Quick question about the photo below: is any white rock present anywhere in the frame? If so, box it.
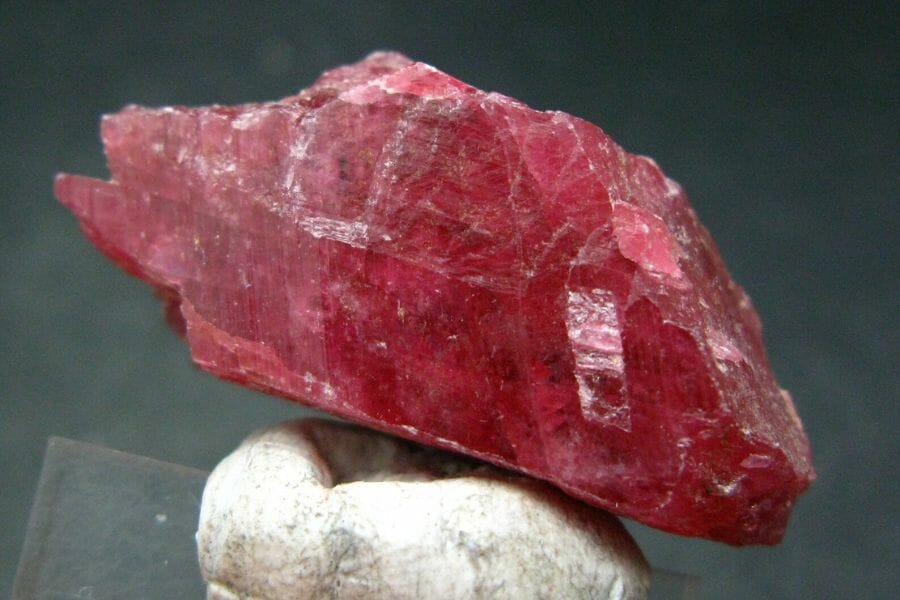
[197,419,650,599]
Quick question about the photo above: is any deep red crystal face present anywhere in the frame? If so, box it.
[55,52,814,545]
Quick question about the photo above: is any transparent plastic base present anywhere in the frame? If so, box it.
[13,437,209,599]
[14,437,699,599]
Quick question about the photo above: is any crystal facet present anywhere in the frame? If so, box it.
[55,52,814,545]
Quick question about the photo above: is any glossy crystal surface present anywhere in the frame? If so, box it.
[55,52,814,544]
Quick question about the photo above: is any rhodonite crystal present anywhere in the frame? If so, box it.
[55,51,814,545]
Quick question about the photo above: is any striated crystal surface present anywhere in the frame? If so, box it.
[55,52,814,545]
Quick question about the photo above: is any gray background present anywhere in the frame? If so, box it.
[2,2,896,598]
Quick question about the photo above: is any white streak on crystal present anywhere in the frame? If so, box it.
[567,289,624,372]
[741,454,774,469]
[566,289,629,429]
[706,327,745,364]
[664,177,683,198]
[715,478,743,496]
[233,110,265,131]
[302,371,337,400]
[297,216,369,249]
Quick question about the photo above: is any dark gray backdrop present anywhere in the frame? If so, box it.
[2,2,897,598]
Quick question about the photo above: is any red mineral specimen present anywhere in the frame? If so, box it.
[55,52,814,544]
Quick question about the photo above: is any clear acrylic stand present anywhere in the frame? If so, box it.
[14,437,699,599]
[13,437,209,599]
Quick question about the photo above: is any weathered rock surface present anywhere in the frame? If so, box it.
[197,419,650,600]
